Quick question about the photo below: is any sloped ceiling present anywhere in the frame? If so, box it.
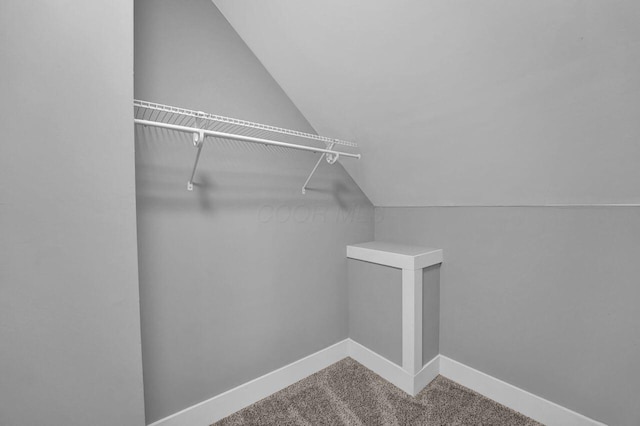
[214,0,640,206]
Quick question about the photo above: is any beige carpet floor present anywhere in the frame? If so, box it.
[213,357,542,425]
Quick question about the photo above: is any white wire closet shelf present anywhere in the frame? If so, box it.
[134,100,360,193]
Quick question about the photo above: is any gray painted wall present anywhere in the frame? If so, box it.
[347,260,441,368]
[134,0,374,422]
[214,0,640,206]
[376,206,640,426]
[0,1,145,425]
[348,260,402,365]
[422,265,440,365]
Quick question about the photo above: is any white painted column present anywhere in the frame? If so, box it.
[402,268,423,375]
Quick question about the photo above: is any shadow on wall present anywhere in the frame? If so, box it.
[134,127,369,222]
[134,117,374,424]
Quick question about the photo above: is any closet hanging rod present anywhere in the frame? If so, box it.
[134,119,361,159]
[133,100,360,192]
[134,99,357,148]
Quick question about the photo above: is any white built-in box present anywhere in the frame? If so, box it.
[347,241,443,395]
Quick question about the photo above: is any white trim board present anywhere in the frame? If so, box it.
[346,339,414,394]
[346,339,440,397]
[147,341,604,426]
[401,269,423,375]
[346,241,443,270]
[439,356,606,426]
[413,354,440,396]
[147,340,348,426]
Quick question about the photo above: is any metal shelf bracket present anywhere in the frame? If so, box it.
[187,114,206,191]
[302,142,336,195]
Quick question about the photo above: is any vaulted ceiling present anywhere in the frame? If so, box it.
[214,0,640,206]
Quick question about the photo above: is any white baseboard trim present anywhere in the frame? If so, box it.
[439,356,606,426]
[346,339,413,394]
[148,339,348,426]
[413,354,440,395]
[147,341,603,426]
[346,339,440,396]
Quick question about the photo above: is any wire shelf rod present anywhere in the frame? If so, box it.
[134,99,358,148]
[134,119,361,159]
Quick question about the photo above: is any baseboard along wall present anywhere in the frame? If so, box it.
[149,340,604,426]
[148,340,348,426]
[438,356,606,426]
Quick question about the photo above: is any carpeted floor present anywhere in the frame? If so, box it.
[213,357,542,425]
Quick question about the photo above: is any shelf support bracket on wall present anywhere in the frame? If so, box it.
[302,142,337,195]
[187,113,206,191]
